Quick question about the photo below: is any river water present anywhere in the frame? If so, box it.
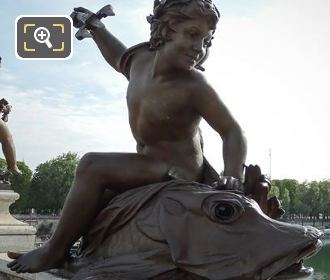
[304,239,330,280]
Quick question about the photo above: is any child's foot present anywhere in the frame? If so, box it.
[8,166,22,175]
[7,245,66,273]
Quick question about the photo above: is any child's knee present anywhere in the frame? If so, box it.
[75,152,99,176]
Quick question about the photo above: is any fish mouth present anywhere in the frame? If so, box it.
[260,228,323,280]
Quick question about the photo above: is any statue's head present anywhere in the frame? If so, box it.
[147,0,220,69]
[0,99,11,122]
[0,98,9,111]
[0,98,8,107]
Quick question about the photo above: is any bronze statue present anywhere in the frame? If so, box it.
[6,1,322,278]
[0,98,22,184]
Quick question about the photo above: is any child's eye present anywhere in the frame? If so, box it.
[188,32,198,38]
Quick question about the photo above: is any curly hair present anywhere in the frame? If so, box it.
[147,0,220,50]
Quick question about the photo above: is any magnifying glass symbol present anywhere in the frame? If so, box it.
[34,27,53,48]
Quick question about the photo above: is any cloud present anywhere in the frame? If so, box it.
[0,68,18,83]
[0,70,135,171]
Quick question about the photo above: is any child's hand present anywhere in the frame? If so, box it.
[71,7,105,30]
[212,176,244,192]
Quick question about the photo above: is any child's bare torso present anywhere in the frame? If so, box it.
[126,49,204,180]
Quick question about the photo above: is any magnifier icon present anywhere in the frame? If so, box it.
[34,27,53,48]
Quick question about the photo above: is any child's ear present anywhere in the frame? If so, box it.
[161,27,173,42]
[161,28,168,40]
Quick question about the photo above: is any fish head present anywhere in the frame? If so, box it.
[158,188,322,280]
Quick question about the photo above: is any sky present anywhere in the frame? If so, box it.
[0,0,329,182]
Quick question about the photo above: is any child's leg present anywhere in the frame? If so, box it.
[7,152,170,273]
[0,120,21,174]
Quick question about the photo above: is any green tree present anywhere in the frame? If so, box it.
[287,180,299,218]
[0,158,33,213]
[272,179,291,218]
[294,183,309,223]
[302,181,321,226]
[29,152,79,214]
[268,184,280,198]
[319,180,330,225]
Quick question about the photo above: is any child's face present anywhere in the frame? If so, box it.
[162,17,214,71]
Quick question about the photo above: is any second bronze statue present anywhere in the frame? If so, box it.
[0,98,22,185]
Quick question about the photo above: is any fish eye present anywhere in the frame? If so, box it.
[213,201,243,223]
[214,203,236,221]
[203,197,244,224]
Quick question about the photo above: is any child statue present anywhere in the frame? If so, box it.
[7,0,246,273]
[0,98,22,184]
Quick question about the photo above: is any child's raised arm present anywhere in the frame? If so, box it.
[71,7,127,74]
[91,28,127,73]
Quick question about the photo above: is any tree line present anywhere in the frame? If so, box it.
[2,153,330,224]
[270,179,330,225]
[0,152,78,214]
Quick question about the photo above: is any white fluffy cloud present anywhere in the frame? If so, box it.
[1,77,135,170]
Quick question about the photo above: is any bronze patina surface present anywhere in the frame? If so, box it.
[0,98,22,177]
[65,177,322,280]
[6,1,323,278]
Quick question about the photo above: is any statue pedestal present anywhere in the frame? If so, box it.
[0,188,36,253]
